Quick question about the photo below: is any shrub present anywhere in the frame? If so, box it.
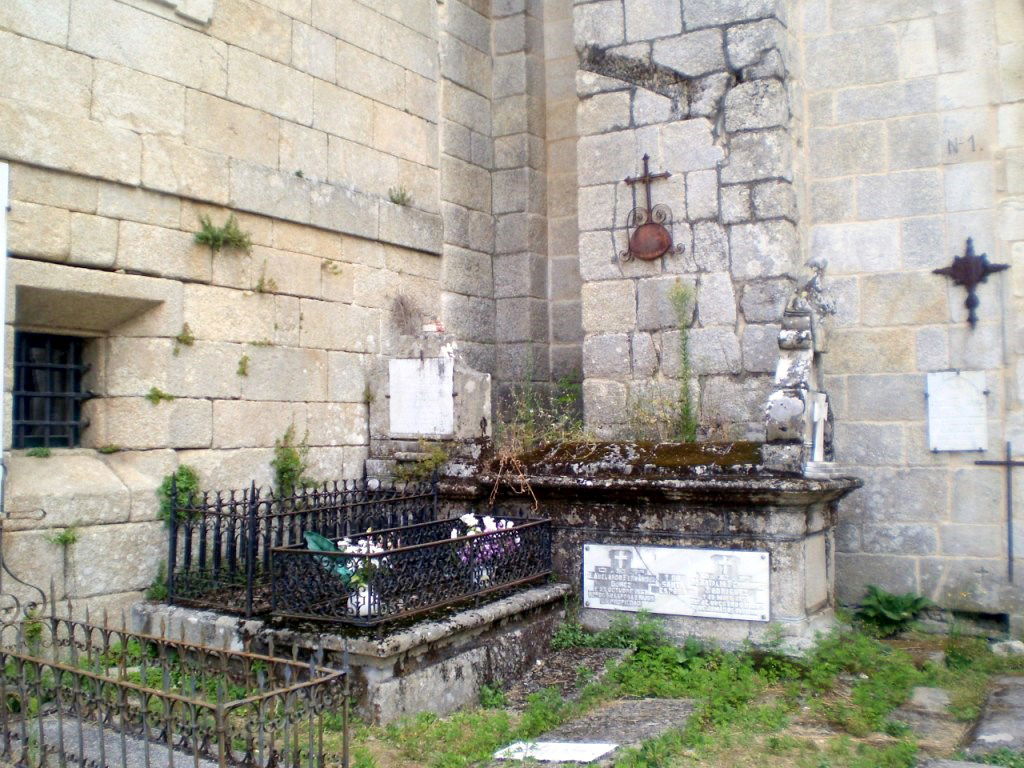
[856,585,932,637]
[157,465,201,523]
[271,425,314,496]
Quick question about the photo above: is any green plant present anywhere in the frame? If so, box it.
[146,561,169,601]
[271,425,314,496]
[46,526,79,548]
[173,323,195,355]
[856,585,932,637]
[145,387,176,405]
[351,746,377,768]
[552,610,666,651]
[25,447,51,458]
[294,169,305,179]
[967,749,1024,768]
[157,465,202,523]
[393,440,448,483]
[387,186,412,206]
[478,682,507,709]
[668,280,697,443]
[194,214,252,253]
[250,338,274,347]
[22,610,44,647]
[254,262,277,293]
[98,444,121,454]
[236,354,250,377]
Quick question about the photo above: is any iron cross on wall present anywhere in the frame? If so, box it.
[933,238,1009,329]
[620,154,683,262]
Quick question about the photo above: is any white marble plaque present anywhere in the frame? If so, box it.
[927,371,987,452]
[494,742,618,762]
[583,544,770,622]
[388,357,454,437]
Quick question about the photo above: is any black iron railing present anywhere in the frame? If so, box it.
[0,612,345,768]
[168,478,439,617]
[271,515,552,627]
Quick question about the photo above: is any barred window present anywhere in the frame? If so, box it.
[13,332,90,449]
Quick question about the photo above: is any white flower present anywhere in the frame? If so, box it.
[482,516,497,532]
[450,528,459,539]
[459,513,478,527]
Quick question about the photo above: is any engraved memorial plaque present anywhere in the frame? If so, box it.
[388,357,454,437]
[927,370,987,452]
[583,544,770,622]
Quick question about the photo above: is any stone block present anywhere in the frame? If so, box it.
[915,326,949,371]
[741,324,779,373]
[379,204,442,254]
[7,201,70,261]
[495,213,545,255]
[845,374,924,421]
[66,522,164,598]
[239,345,329,402]
[752,181,796,221]
[101,397,212,450]
[724,80,788,132]
[729,221,798,280]
[886,115,942,172]
[858,170,943,220]
[860,274,947,326]
[720,129,790,184]
[726,19,785,70]
[300,298,379,353]
[280,123,328,181]
[574,0,624,48]
[494,14,526,54]
[633,90,673,126]
[496,297,549,343]
[836,78,936,125]
[0,0,69,46]
[828,328,916,373]
[805,28,899,90]
[945,162,995,213]
[624,0,680,41]
[142,136,231,205]
[835,554,918,604]
[442,246,493,298]
[441,293,495,344]
[496,341,549,381]
[185,91,279,166]
[210,0,291,62]
[0,99,141,187]
[741,279,790,323]
[686,170,718,221]
[690,221,729,272]
[683,0,783,29]
[638,276,693,331]
[374,105,437,167]
[832,423,904,466]
[721,185,752,224]
[582,280,636,333]
[952,467,1003,524]
[697,272,736,326]
[227,47,312,124]
[551,301,582,344]
[578,91,632,135]
[6,454,130,529]
[183,284,276,343]
[862,524,937,556]
[809,124,885,179]
[659,119,724,172]
[291,20,335,81]
[118,221,211,282]
[328,351,368,404]
[689,327,741,374]
[231,160,312,224]
[306,402,368,447]
[69,213,118,269]
[583,378,628,432]
[313,80,374,146]
[950,325,1004,370]
[810,221,900,274]
[91,60,185,137]
[583,333,631,379]
[809,179,854,224]
[940,524,1003,558]
[701,375,771,437]
[212,400,306,449]
[493,252,547,299]
[69,0,227,93]
[578,131,638,186]
[653,29,725,77]
[578,231,620,281]
[10,166,99,214]
[442,155,491,212]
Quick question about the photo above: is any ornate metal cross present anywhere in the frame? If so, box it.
[933,238,1009,329]
[621,154,680,262]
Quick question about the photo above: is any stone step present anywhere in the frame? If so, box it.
[490,698,693,767]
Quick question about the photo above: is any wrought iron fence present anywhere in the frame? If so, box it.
[0,611,346,768]
[169,478,438,617]
[271,515,552,627]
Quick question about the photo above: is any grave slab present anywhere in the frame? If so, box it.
[963,676,1024,756]
[492,698,693,767]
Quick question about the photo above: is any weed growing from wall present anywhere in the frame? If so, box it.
[157,465,201,523]
[393,440,449,483]
[145,387,175,405]
[26,447,51,458]
[194,214,252,253]
[46,525,79,548]
[173,323,195,355]
[271,425,314,496]
[669,281,697,442]
[236,354,250,377]
[387,186,412,206]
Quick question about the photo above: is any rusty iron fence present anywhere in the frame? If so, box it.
[168,478,439,617]
[0,607,347,768]
[271,515,552,627]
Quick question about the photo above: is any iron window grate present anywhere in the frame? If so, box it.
[12,332,90,449]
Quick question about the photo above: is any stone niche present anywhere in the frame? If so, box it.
[442,443,860,650]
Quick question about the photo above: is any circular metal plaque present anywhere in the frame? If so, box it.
[628,221,672,261]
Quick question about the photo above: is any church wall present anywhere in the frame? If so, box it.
[0,0,454,612]
[800,0,1024,626]
[572,0,803,440]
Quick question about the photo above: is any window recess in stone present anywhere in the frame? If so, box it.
[12,332,90,449]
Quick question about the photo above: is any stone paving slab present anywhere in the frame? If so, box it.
[490,698,693,767]
[891,686,971,758]
[963,676,1024,756]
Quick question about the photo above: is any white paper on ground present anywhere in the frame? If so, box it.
[493,741,618,762]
